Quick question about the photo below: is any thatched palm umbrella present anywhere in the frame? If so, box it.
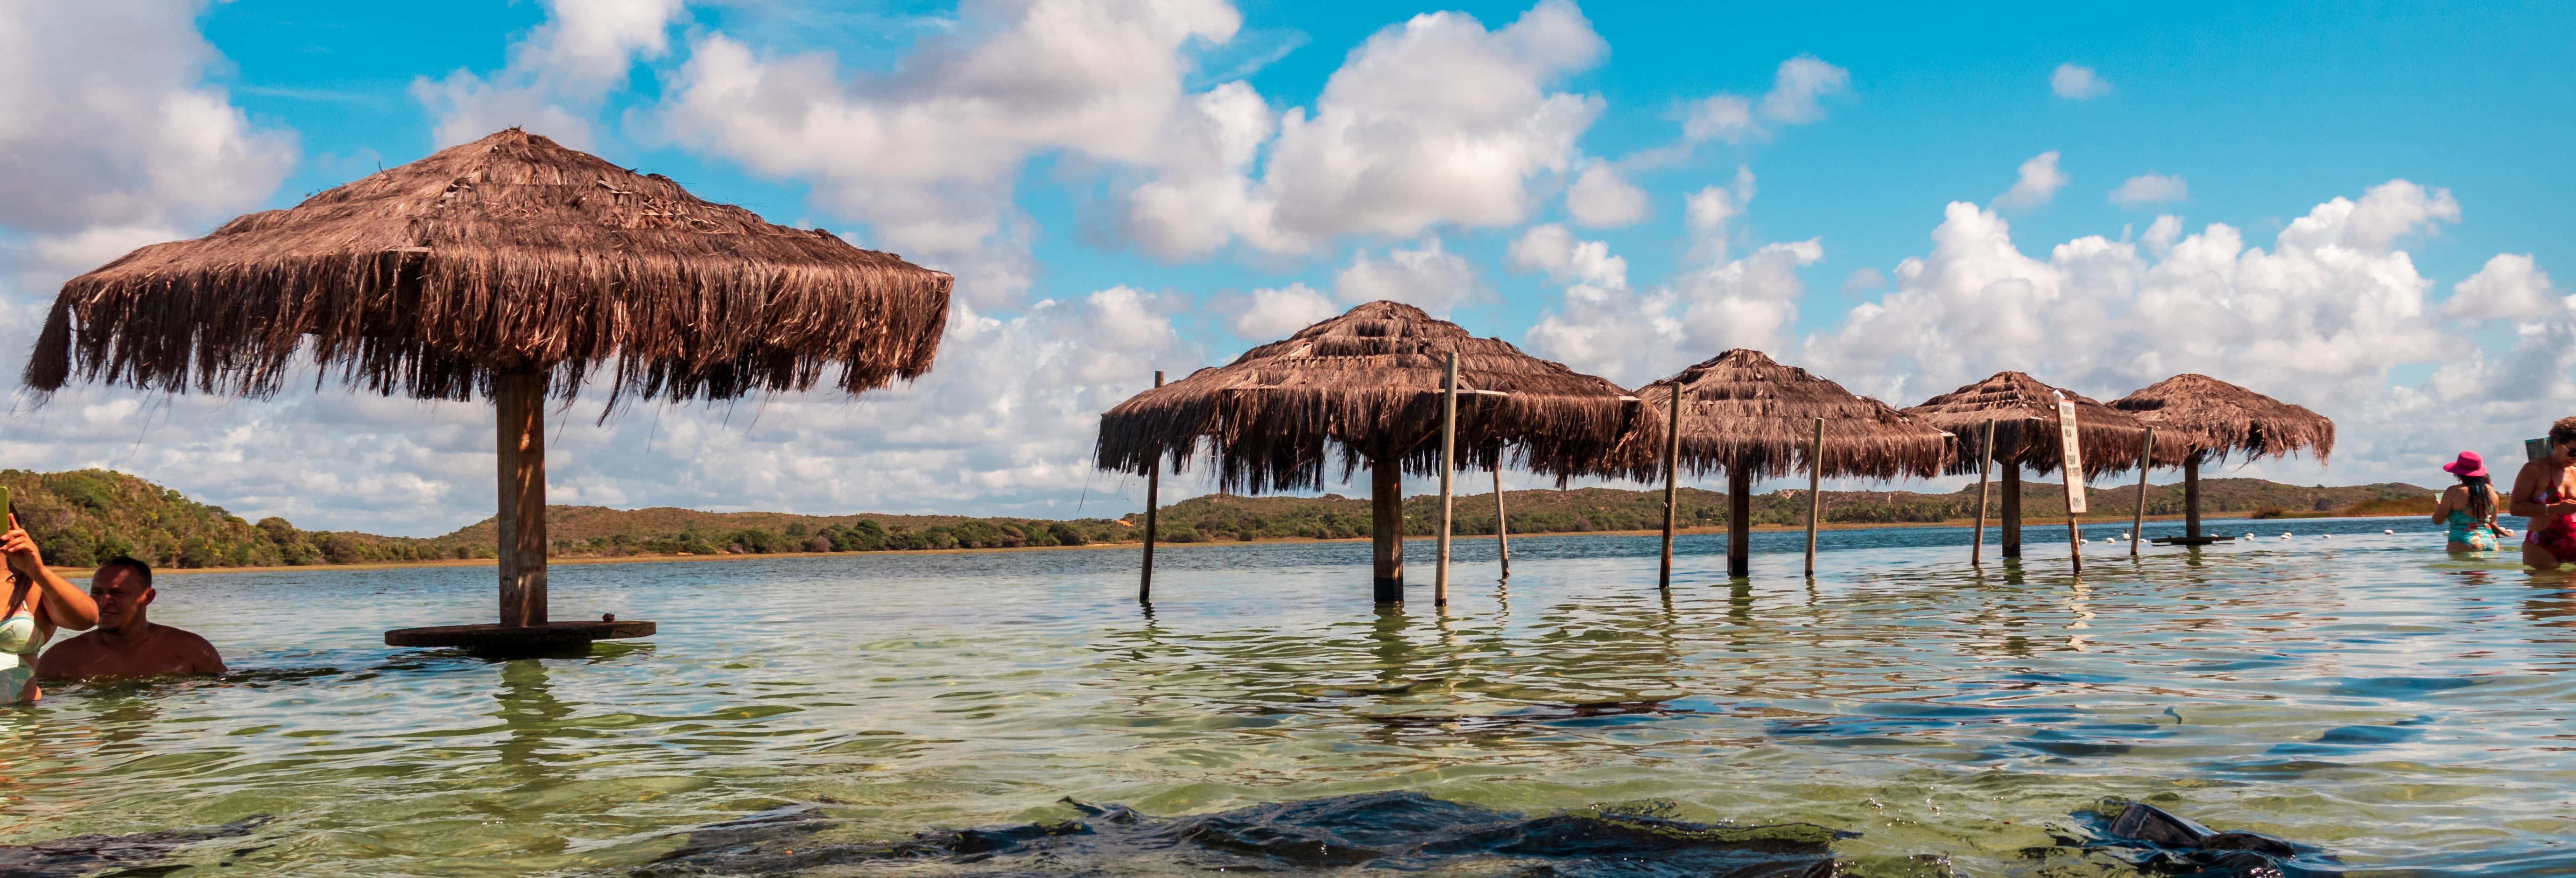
[1095,301,1634,604]
[2111,374,2334,542]
[1902,372,2147,559]
[23,128,952,650]
[1626,350,1948,578]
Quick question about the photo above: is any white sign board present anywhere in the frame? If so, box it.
[2057,398,2087,514]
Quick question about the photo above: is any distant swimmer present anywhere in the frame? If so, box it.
[2433,451,2510,552]
[37,557,223,683]
[2509,417,2576,570]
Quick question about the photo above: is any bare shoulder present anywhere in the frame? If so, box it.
[158,625,226,673]
[34,630,106,678]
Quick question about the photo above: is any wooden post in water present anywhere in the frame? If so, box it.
[1140,370,1162,601]
[496,368,547,628]
[2130,427,2155,558]
[1804,417,1824,577]
[1371,436,1405,604]
[2056,395,2086,575]
[2183,453,2203,541]
[1493,465,1511,578]
[1435,353,1458,607]
[2001,464,2023,560]
[1658,381,1683,589]
[1727,468,1752,577]
[1972,418,1995,566]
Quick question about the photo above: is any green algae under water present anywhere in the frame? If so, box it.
[1,516,2571,875]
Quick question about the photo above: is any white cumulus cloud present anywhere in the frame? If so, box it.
[1993,150,2067,210]
[2051,63,2109,100]
[1677,55,1850,146]
[1565,165,1649,228]
[413,0,690,148]
[2445,253,2562,321]
[2109,173,2188,207]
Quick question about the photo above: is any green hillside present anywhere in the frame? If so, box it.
[0,468,2438,570]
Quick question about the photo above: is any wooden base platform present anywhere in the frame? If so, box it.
[2150,536,2235,546]
[384,620,655,653]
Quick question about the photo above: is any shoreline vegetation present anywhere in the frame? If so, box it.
[6,468,2435,576]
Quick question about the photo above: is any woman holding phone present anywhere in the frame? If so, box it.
[2511,417,2576,571]
[0,496,100,702]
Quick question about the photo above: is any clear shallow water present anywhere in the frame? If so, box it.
[2,514,2571,875]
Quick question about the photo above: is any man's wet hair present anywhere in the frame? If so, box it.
[96,555,152,590]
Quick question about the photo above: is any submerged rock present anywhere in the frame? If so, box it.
[633,791,1846,876]
[2058,801,2340,877]
[0,816,268,877]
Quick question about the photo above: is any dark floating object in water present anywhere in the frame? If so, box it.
[634,792,1847,876]
[2060,801,2341,877]
[0,816,268,877]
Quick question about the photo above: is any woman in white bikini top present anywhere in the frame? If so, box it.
[0,515,101,703]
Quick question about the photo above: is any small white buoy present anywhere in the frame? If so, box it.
[2245,533,2256,539]
[2384,528,2395,534]
[2280,533,2293,540]
[2323,534,2332,540]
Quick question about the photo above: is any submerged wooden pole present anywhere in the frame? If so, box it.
[496,368,547,628]
[1804,417,1824,577]
[1659,381,1683,589]
[1140,370,1162,601]
[2183,453,2204,541]
[1727,468,1752,577]
[1435,353,1458,607]
[1972,418,1995,565]
[1371,438,1405,604]
[1493,464,1511,578]
[2131,427,2155,558]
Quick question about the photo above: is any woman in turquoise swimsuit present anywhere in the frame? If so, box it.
[2511,417,2576,571]
[2432,452,2510,552]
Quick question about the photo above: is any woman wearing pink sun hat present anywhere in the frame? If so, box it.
[2432,451,2510,552]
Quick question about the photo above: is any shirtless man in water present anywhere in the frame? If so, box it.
[37,557,224,681]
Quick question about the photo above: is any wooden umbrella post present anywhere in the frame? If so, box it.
[1804,417,1823,577]
[1492,464,1511,579]
[2001,463,2024,560]
[1372,436,1405,604]
[1727,468,1752,577]
[1972,418,1995,565]
[1659,381,1683,589]
[1435,353,1458,607]
[2130,427,2155,558]
[496,367,548,628]
[2056,395,2086,575]
[2183,453,2203,541]
[1140,370,1163,602]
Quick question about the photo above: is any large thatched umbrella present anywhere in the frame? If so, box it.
[1902,372,2147,559]
[23,128,953,650]
[1626,350,1948,578]
[2111,373,2334,542]
[1095,301,1634,604]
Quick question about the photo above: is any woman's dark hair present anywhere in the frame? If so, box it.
[2459,473,2494,520]
[2553,416,2576,449]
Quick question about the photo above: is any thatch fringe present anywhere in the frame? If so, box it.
[1901,372,2148,478]
[2110,373,2334,465]
[1094,301,1637,493]
[1619,349,1949,482]
[23,128,953,414]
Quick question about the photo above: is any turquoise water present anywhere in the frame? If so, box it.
[2,515,2570,875]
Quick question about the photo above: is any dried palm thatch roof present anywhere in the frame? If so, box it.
[1620,349,1948,482]
[23,128,953,413]
[2110,373,2334,465]
[1901,371,2148,478]
[1095,301,1637,493]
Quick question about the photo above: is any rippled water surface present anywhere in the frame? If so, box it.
[4,515,2573,875]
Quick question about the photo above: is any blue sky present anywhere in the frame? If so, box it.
[0,0,2570,534]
